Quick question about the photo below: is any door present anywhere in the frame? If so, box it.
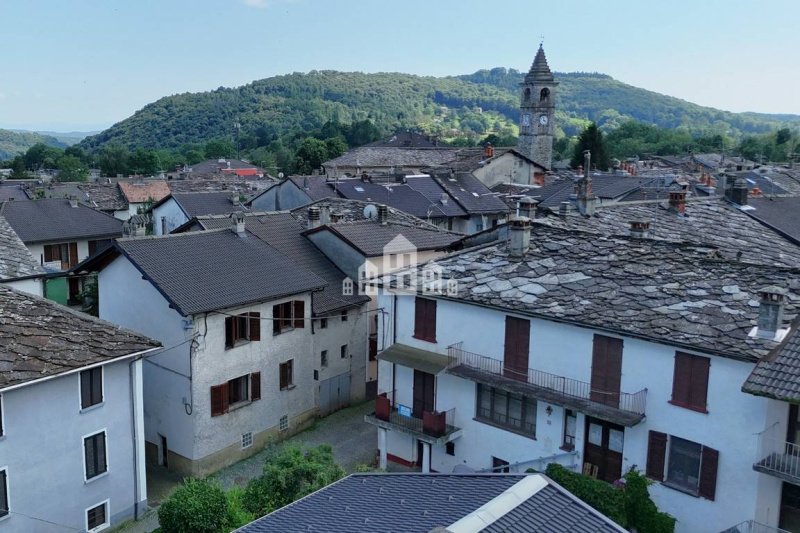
[788,404,800,445]
[503,316,530,382]
[781,483,800,531]
[337,373,351,410]
[160,435,169,468]
[413,370,435,418]
[319,378,332,416]
[590,335,623,408]
[583,417,624,483]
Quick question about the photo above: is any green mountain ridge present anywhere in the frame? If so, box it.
[0,129,67,161]
[78,69,800,154]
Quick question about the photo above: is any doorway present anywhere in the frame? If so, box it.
[412,370,435,418]
[583,417,624,483]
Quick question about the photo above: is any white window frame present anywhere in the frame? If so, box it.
[79,365,105,412]
[0,466,9,522]
[85,499,110,532]
[0,393,5,438]
[82,429,109,483]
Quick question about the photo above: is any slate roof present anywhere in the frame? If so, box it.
[28,182,127,212]
[236,473,624,533]
[119,180,171,204]
[161,191,248,218]
[0,184,29,202]
[291,198,437,228]
[107,229,326,316]
[314,220,462,257]
[288,175,338,202]
[0,215,46,281]
[382,223,800,361]
[186,158,260,175]
[743,322,800,401]
[0,198,123,244]
[334,179,450,218]
[745,196,800,244]
[539,199,800,268]
[324,146,461,169]
[166,178,269,194]
[0,285,160,389]
[192,213,369,314]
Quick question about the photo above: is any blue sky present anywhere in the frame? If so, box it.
[1,0,798,131]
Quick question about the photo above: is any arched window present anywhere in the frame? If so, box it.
[540,88,550,101]
[524,88,531,102]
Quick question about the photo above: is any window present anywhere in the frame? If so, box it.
[210,372,261,416]
[562,409,577,451]
[646,431,718,500]
[476,384,537,436]
[86,501,109,532]
[81,367,103,409]
[279,415,289,431]
[446,442,455,456]
[0,468,7,519]
[88,239,112,257]
[321,350,328,368]
[492,457,510,473]
[241,432,253,449]
[413,297,437,343]
[43,242,77,270]
[319,318,328,329]
[280,360,294,390]
[84,431,108,480]
[273,301,304,335]
[340,345,348,359]
[341,309,348,322]
[225,312,261,349]
[671,352,710,412]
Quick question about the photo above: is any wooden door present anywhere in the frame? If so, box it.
[590,335,623,408]
[413,370,435,418]
[503,316,530,382]
[583,417,624,483]
[788,404,800,445]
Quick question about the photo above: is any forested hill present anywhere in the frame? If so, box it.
[79,69,800,153]
[0,129,67,160]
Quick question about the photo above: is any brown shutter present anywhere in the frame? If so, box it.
[225,316,235,348]
[68,242,79,267]
[272,305,281,335]
[293,301,304,328]
[414,297,425,339]
[251,372,261,401]
[504,316,530,381]
[427,299,437,342]
[690,356,710,411]
[211,384,228,416]
[646,431,667,480]
[699,446,719,500]
[671,353,692,406]
[249,312,261,341]
[279,363,287,390]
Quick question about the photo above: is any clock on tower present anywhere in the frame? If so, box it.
[517,44,558,171]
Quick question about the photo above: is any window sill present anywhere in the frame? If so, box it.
[473,417,536,440]
[228,400,252,412]
[559,443,575,452]
[412,335,437,343]
[85,471,109,485]
[668,400,709,414]
[273,327,296,337]
[280,385,297,392]
[0,513,9,524]
[80,402,105,414]
[660,480,700,498]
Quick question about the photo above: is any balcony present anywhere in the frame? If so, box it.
[753,437,800,485]
[364,391,461,444]
[722,520,791,533]
[446,344,647,427]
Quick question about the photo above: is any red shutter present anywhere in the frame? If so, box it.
[225,316,235,348]
[251,372,261,401]
[690,356,710,411]
[672,353,709,412]
[249,312,261,341]
[293,301,304,329]
[699,446,719,500]
[646,431,667,480]
[272,305,281,335]
[211,384,229,416]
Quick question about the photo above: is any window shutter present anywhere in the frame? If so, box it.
[279,363,287,390]
[414,297,425,339]
[646,431,667,480]
[671,353,692,405]
[690,356,710,411]
[699,446,719,500]
[249,313,261,341]
[81,370,91,408]
[294,301,304,328]
[272,305,281,335]
[68,242,79,267]
[251,372,261,401]
[98,433,107,473]
[427,299,437,342]
[211,384,228,416]
[92,368,102,404]
[225,317,235,348]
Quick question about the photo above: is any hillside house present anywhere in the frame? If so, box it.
[151,191,247,235]
[0,215,46,296]
[118,181,171,220]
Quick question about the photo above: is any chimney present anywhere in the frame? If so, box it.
[377,204,388,225]
[757,287,787,339]
[576,151,596,216]
[440,193,449,206]
[160,216,167,235]
[330,212,343,223]
[730,177,748,206]
[231,211,246,235]
[319,203,331,225]
[715,173,728,196]
[668,183,687,214]
[517,196,536,218]
[122,221,132,237]
[483,143,494,158]
[508,216,532,258]
[307,206,321,229]
[68,195,78,208]
[533,172,545,186]
[230,191,240,205]
[558,201,571,216]
[628,220,650,239]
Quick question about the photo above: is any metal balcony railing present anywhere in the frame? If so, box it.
[447,344,647,416]
[722,520,791,533]
[753,436,800,484]
[373,390,457,438]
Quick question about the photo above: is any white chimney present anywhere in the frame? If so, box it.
[231,212,246,235]
[508,216,532,258]
[230,191,240,205]
[517,196,536,218]
[307,206,321,229]
[377,204,388,225]
[757,286,787,339]
[68,195,78,208]
[628,220,650,239]
[319,203,331,225]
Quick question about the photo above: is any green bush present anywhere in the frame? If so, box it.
[623,470,676,533]
[158,478,229,533]
[545,464,626,526]
[226,486,255,529]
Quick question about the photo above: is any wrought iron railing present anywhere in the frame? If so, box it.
[754,436,800,482]
[374,390,457,438]
[722,520,791,533]
[447,344,647,415]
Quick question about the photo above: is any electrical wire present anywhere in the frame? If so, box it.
[6,510,83,531]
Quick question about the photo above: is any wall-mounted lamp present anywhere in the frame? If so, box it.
[545,405,553,417]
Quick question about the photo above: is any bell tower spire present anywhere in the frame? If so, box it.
[517,44,558,172]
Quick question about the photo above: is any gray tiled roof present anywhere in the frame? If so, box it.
[539,199,800,268]
[0,185,29,202]
[434,173,509,214]
[0,215,46,281]
[744,196,800,244]
[385,223,800,361]
[195,213,370,314]
[743,324,800,401]
[288,176,338,202]
[334,180,450,219]
[0,198,123,244]
[167,178,269,194]
[168,192,248,218]
[405,176,467,217]
[0,285,160,389]
[186,159,259,174]
[113,229,326,316]
[291,198,437,228]
[318,220,462,257]
[324,146,461,169]
[236,473,623,533]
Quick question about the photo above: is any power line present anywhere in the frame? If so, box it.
[7,510,83,531]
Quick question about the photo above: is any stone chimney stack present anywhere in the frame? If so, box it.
[230,191,240,205]
[68,195,79,208]
[629,220,651,239]
[307,206,321,230]
[330,212,343,223]
[517,196,536,219]
[319,203,331,225]
[757,286,787,339]
[576,151,596,216]
[483,143,494,159]
[231,211,246,235]
[668,183,688,214]
[730,177,749,206]
[508,216,532,258]
[377,204,388,225]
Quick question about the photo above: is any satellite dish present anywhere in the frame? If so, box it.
[278,172,284,179]
[363,204,378,219]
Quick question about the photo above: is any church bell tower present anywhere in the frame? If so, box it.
[517,44,557,170]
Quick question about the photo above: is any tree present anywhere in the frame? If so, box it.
[99,144,130,176]
[324,136,348,160]
[158,478,229,533]
[204,138,235,159]
[242,444,344,516]
[776,128,792,145]
[572,122,609,170]
[346,119,382,147]
[55,154,88,182]
[24,143,63,170]
[293,137,330,174]
[129,148,160,175]
[9,156,28,179]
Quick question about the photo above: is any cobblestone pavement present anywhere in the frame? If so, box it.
[112,400,377,532]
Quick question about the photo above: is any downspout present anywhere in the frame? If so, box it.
[392,294,398,396]
[128,356,146,520]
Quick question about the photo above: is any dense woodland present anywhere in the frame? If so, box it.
[3,69,799,178]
